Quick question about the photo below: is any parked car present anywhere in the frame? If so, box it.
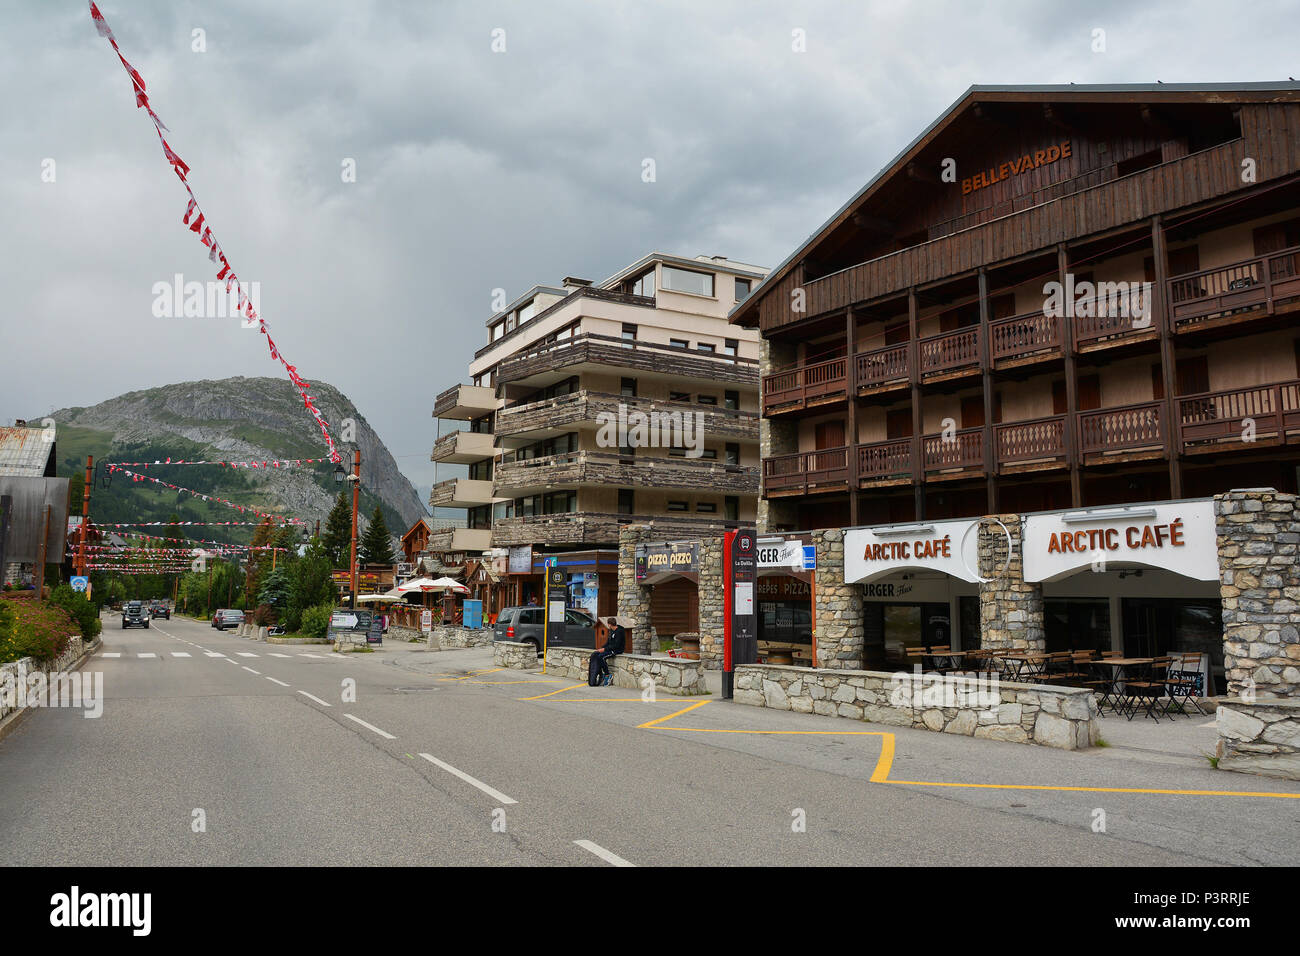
[149,600,170,620]
[121,601,149,629]
[212,609,245,631]
[492,606,596,651]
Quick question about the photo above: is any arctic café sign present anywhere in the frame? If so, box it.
[844,519,981,584]
[961,141,1073,196]
[1022,500,1217,583]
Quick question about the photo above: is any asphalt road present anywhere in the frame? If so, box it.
[1,612,1296,866]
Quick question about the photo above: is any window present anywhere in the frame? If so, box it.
[696,502,717,514]
[725,496,739,521]
[662,266,714,297]
[671,447,716,459]
[669,391,691,403]
[725,443,740,466]
[723,338,739,357]
[621,377,637,398]
[490,323,504,342]
[697,343,716,354]
[516,299,537,325]
[669,338,690,350]
[618,489,634,515]
[629,269,655,298]
[667,500,689,512]
[724,390,739,410]
[734,278,752,302]
[543,491,576,514]
[622,323,637,348]
[697,394,717,405]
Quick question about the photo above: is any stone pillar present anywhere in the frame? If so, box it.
[978,515,1044,652]
[1216,489,1300,699]
[617,523,655,655]
[813,529,863,668]
[697,537,724,669]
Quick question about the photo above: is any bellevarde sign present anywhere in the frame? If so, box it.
[961,141,1072,196]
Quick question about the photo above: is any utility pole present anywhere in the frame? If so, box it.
[349,448,361,609]
[78,455,93,577]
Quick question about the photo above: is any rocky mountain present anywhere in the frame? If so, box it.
[46,377,426,538]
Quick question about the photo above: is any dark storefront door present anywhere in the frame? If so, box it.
[1121,598,1225,679]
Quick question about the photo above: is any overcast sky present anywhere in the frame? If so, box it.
[3,0,1298,501]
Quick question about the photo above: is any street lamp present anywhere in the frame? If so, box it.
[346,451,361,609]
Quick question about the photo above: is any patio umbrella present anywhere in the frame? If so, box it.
[427,576,470,594]
[356,593,401,603]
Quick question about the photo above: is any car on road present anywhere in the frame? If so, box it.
[492,605,596,652]
[211,609,245,631]
[121,601,149,629]
[149,600,170,620]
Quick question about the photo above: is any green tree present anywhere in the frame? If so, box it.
[258,567,291,610]
[322,490,352,569]
[285,538,336,631]
[359,505,394,566]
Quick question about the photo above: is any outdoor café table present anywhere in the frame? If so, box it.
[996,651,1052,682]
[923,649,968,671]
[1090,658,1154,717]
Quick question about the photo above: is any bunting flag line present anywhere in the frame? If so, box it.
[87,1,342,464]
[81,545,290,555]
[90,521,294,528]
[110,467,306,524]
[86,527,299,548]
[102,457,333,469]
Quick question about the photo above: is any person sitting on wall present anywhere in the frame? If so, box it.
[590,616,630,687]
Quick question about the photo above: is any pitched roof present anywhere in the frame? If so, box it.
[730,81,1300,327]
[0,425,57,477]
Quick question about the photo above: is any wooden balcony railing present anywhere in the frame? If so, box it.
[762,356,848,414]
[990,311,1062,364]
[1179,380,1300,449]
[1168,245,1300,330]
[857,439,912,482]
[1072,291,1157,350]
[922,427,984,474]
[762,446,849,494]
[1078,402,1164,457]
[995,415,1068,466]
[919,327,981,378]
[854,344,910,390]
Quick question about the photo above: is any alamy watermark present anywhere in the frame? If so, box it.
[1,669,104,718]
[889,665,1000,712]
[151,273,261,326]
[1043,273,1152,327]
[595,402,705,458]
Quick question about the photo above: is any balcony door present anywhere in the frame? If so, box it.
[815,420,845,450]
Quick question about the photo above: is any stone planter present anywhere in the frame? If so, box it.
[677,634,701,660]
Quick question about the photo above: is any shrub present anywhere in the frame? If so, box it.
[48,584,103,640]
[0,597,75,664]
[301,602,334,641]
[251,603,278,627]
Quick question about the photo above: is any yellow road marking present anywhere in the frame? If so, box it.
[458,679,558,685]
[439,667,506,681]
[637,699,708,729]
[519,683,589,701]
[884,778,1300,799]
[871,732,896,783]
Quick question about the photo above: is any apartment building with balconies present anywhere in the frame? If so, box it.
[730,83,1300,675]
[432,252,768,617]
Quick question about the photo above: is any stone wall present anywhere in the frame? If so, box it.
[734,663,1098,749]
[1216,698,1300,780]
[617,523,656,655]
[1216,489,1300,699]
[386,624,424,643]
[543,647,707,695]
[1,634,90,724]
[432,625,494,649]
[814,529,864,668]
[978,515,1045,652]
[697,538,724,668]
[494,640,539,669]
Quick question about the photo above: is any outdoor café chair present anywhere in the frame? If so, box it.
[1123,657,1174,722]
[1164,652,1207,716]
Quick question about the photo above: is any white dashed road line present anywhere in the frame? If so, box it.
[242,666,261,675]
[297,691,330,707]
[102,652,121,658]
[265,677,290,687]
[573,840,635,867]
[344,714,395,739]
[236,652,258,658]
[268,653,291,658]
[137,653,156,659]
[205,652,226,658]
[418,753,517,805]
[171,652,191,658]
